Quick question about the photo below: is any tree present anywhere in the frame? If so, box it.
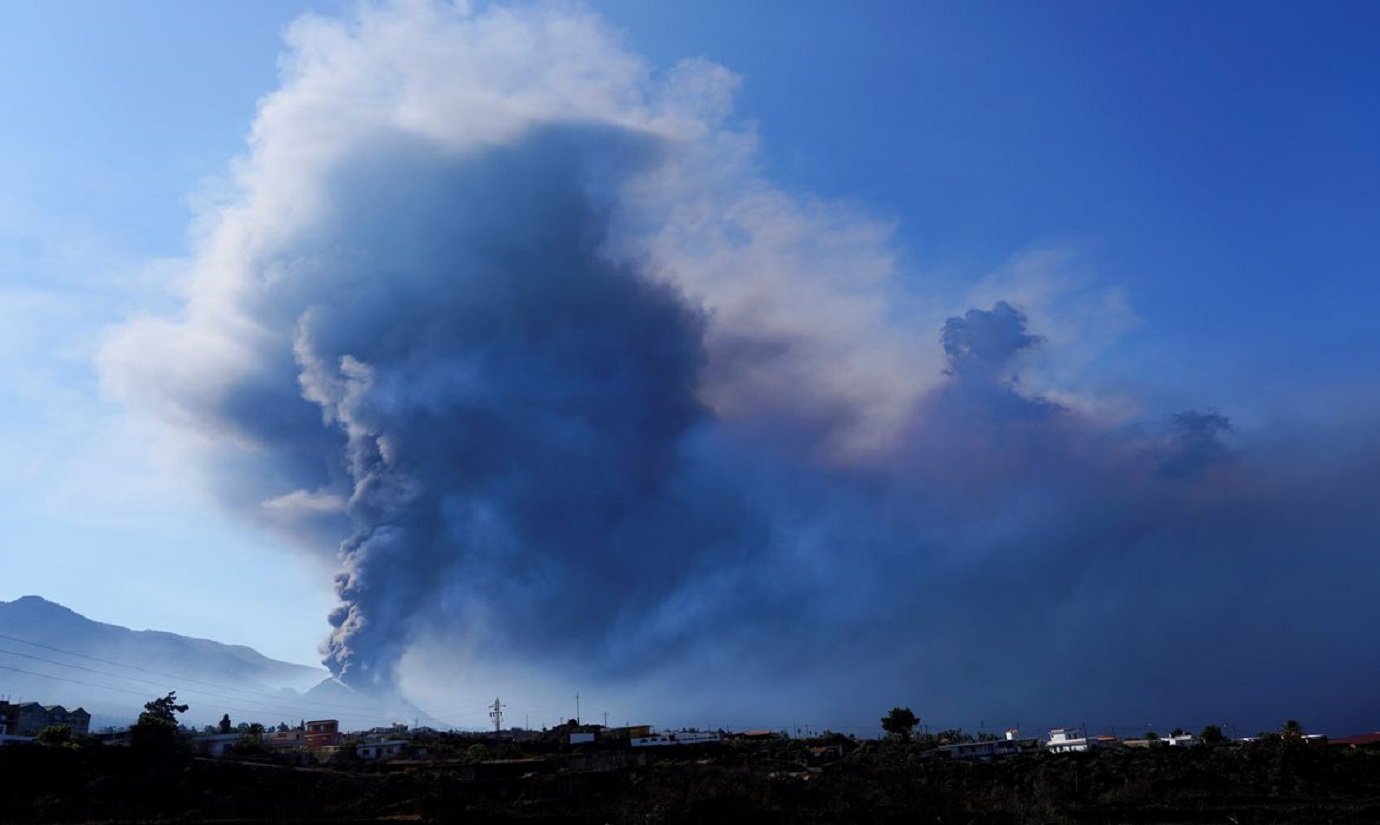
[881,707,919,741]
[142,692,189,724]
[935,728,972,745]
[237,723,267,754]
[219,714,233,734]
[131,691,189,751]
[1281,719,1305,740]
[36,724,72,747]
[1199,724,1227,746]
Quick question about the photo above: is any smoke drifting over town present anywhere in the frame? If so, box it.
[104,2,1380,731]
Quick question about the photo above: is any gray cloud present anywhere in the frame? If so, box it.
[941,300,1043,378]
[1159,409,1234,477]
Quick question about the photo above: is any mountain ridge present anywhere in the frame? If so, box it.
[2,595,316,667]
[0,596,443,731]
[0,595,324,681]
[0,595,327,727]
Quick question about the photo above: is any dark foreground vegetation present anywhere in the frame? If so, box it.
[4,736,1380,824]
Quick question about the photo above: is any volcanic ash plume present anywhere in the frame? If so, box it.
[101,2,918,689]
[288,130,716,686]
[103,1,1380,730]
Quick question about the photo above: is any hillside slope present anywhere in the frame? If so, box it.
[0,595,327,727]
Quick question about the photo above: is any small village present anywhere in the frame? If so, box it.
[5,692,1380,823]
[4,693,1379,763]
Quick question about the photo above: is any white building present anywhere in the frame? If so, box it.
[939,729,1041,761]
[357,739,413,760]
[1047,728,1095,753]
[631,730,722,747]
[197,733,244,757]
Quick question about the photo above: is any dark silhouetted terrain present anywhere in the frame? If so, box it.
[4,737,1379,823]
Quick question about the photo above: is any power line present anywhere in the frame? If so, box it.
[0,659,375,723]
[0,638,505,728]
[0,663,422,727]
[0,664,347,725]
[0,664,155,699]
[0,632,494,720]
[0,647,486,726]
[0,638,503,725]
[0,631,271,685]
[0,632,373,713]
[0,647,376,719]
[0,646,180,692]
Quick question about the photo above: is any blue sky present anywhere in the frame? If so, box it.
[616,0,1380,408]
[1,0,348,663]
[2,1,1378,733]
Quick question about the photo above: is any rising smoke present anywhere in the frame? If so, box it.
[103,1,1380,731]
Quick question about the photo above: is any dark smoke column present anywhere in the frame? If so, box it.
[288,131,711,688]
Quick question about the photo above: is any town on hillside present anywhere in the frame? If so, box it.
[3,693,1378,763]
[6,693,1380,823]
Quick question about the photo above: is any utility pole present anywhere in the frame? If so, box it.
[575,693,580,725]
[603,711,609,728]
[489,697,505,735]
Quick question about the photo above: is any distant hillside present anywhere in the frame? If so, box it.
[0,595,327,728]
[301,675,442,731]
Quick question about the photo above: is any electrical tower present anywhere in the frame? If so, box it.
[488,697,505,734]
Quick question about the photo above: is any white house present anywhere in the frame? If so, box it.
[197,733,244,757]
[1047,728,1095,753]
[631,730,722,748]
[940,729,1041,761]
[357,739,411,760]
